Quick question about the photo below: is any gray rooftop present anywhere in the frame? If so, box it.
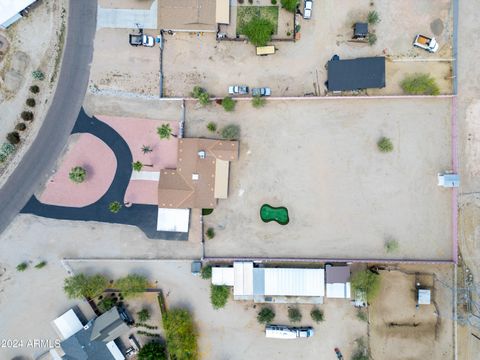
[61,325,117,360]
[326,265,350,284]
[90,307,130,343]
[327,57,386,91]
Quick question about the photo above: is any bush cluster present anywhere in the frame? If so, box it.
[401,73,440,95]
[7,132,20,145]
[21,111,34,121]
[163,308,198,360]
[221,124,240,140]
[222,96,236,112]
[242,18,274,47]
[210,284,230,309]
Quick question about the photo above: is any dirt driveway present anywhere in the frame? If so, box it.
[67,259,367,360]
[369,264,454,360]
[185,98,454,261]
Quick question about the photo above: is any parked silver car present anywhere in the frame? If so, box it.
[252,87,271,96]
[228,85,249,95]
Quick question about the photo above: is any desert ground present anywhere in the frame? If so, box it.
[89,0,453,97]
[183,98,454,261]
[369,264,454,360]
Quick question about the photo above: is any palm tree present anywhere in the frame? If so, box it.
[157,124,177,140]
[141,145,153,154]
[132,161,153,172]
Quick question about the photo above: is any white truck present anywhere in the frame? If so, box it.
[413,34,439,53]
[129,33,155,47]
[265,325,314,339]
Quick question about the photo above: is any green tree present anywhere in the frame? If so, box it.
[310,308,324,323]
[257,307,275,324]
[115,274,148,298]
[6,132,20,145]
[351,270,381,303]
[206,122,217,133]
[377,137,393,152]
[141,145,153,154]
[252,96,266,108]
[16,262,28,271]
[367,10,380,25]
[26,98,36,107]
[137,308,151,322]
[191,86,206,98]
[401,73,440,95]
[210,284,230,309]
[205,227,215,239]
[98,297,116,312]
[35,261,47,269]
[198,92,211,106]
[138,342,166,360]
[242,18,274,47]
[222,97,236,112]
[163,308,198,360]
[109,201,122,213]
[201,265,212,280]
[281,0,299,13]
[21,111,34,121]
[69,166,87,183]
[133,161,143,172]
[157,124,176,140]
[29,85,40,94]
[288,307,302,323]
[64,273,108,299]
[221,124,240,140]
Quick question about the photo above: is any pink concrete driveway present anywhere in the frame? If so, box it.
[39,133,117,207]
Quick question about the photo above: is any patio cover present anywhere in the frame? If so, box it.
[212,267,235,286]
[157,208,190,232]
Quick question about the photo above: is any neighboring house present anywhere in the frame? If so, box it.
[51,307,129,360]
[0,0,37,29]
[156,138,239,233]
[327,56,386,92]
[212,262,325,304]
[325,264,351,299]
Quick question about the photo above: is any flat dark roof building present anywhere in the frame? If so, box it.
[327,56,386,92]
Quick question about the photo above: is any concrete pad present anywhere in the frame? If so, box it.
[97,0,158,29]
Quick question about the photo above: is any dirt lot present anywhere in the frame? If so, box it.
[90,0,453,97]
[67,260,367,360]
[369,264,454,360]
[183,98,454,260]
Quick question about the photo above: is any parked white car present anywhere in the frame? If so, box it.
[252,87,271,96]
[228,85,249,95]
[304,0,313,19]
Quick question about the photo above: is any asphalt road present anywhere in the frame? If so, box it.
[0,0,97,235]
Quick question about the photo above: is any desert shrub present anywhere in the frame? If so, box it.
[377,137,393,152]
[271,0,277,4]
[198,92,211,106]
[222,96,236,112]
[69,166,87,183]
[32,70,45,81]
[15,123,27,131]
[367,10,380,25]
[206,227,215,239]
[384,238,399,253]
[206,122,217,133]
[137,309,151,322]
[115,274,148,298]
[191,86,206,98]
[64,273,108,299]
[210,284,230,309]
[21,111,34,121]
[29,85,40,94]
[257,307,275,324]
[401,73,440,95]
[34,261,47,269]
[201,264,212,280]
[288,307,302,323]
[163,308,198,360]
[138,342,167,360]
[7,132,20,145]
[295,24,301,33]
[26,98,36,107]
[352,338,369,360]
[98,297,116,312]
[242,18,274,47]
[1,143,15,155]
[368,33,377,45]
[0,153,6,163]
[221,124,240,140]
[310,308,324,323]
[281,0,299,13]
[16,262,28,271]
[109,201,122,213]
[356,308,368,322]
[351,270,381,303]
[252,96,266,108]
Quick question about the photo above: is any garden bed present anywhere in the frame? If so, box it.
[237,6,279,35]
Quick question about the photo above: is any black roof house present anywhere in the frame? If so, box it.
[327,56,386,92]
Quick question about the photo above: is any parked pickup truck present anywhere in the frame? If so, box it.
[265,325,314,339]
[413,34,439,53]
[252,87,271,97]
[228,85,249,95]
[129,34,155,47]
[303,0,313,19]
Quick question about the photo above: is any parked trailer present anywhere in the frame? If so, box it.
[265,325,314,339]
[256,46,275,56]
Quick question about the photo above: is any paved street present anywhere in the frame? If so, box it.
[0,0,97,235]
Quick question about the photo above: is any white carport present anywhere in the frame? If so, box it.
[263,268,325,297]
[52,309,83,340]
[157,208,190,232]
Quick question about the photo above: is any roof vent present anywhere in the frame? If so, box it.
[192,174,199,180]
[198,150,206,159]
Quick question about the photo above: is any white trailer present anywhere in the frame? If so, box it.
[265,325,314,339]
